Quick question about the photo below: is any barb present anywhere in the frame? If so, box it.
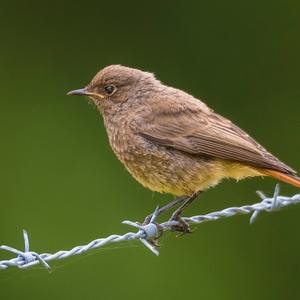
[0,230,51,271]
[1,185,300,271]
[250,183,282,224]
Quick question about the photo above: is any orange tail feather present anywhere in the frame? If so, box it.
[259,169,300,188]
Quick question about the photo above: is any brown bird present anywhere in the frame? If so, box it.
[68,65,300,232]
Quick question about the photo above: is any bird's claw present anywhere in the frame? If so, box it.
[170,215,194,235]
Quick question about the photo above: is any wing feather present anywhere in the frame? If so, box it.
[134,102,295,175]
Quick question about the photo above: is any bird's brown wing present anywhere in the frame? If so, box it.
[134,104,295,175]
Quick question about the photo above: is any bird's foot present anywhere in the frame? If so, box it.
[167,192,201,235]
[142,214,153,226]
[169,213,194,235]
[142,196,187,226]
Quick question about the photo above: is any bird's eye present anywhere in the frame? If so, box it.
[104,85,116,95]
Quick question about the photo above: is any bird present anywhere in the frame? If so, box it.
[68,65,300,232]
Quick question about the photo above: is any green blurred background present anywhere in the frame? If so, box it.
[1,1,300,299]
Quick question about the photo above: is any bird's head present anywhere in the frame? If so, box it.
[67,65,158,112]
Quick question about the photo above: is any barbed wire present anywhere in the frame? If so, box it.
[1,184,300,272]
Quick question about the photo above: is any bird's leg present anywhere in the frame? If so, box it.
[143,196,186,225]
[169,191,202,233]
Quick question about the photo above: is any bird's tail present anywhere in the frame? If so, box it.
[259,169,300,188]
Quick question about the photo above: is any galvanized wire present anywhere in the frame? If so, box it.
[1,184,300,272]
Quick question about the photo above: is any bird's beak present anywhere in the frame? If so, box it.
[67,88,88,96]
[67,88,104,98]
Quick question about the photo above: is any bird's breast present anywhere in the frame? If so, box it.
[104,118,219,196]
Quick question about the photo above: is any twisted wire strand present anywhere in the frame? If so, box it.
[1,184,300,272]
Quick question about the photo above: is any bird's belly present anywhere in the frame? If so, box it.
[120,148,230,196]
[123,147,262,196]
[110,130,261,197]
